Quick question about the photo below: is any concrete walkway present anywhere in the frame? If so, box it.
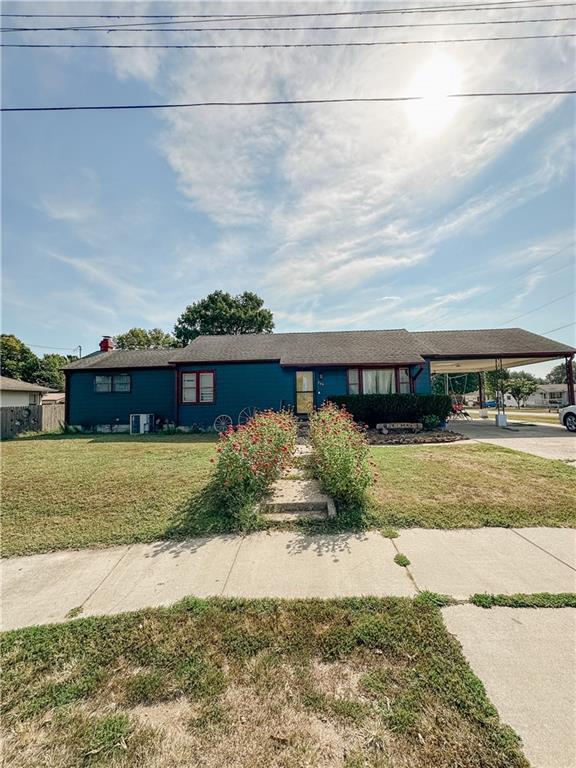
[444,605,576,768]
[2,527,575,631]
[454,419,576,462]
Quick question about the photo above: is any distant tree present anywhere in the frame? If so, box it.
[34,353,77,390]
[0,335,40,382]
[115,327,176,349]
[431,372,478,396]
[484,369,510,400]
[545,363,574,384]
[506,372,539,408]
[174,291,274,345]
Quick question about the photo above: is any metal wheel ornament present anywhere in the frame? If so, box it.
[237,407,256,426]
[213,414,233,433]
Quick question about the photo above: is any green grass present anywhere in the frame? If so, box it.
[3,437,575,557]
[369,443,576,529]
[470,592,576,609]
[1,597,528,768]
[394,553,411,567]
[1,434,220,557]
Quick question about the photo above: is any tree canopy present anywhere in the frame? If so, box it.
[174,291,274,345]
[545,363,574,384]
[34,354,76,391]
[115,328,177,350]
[0,335,40,382]
[505,371,539,407]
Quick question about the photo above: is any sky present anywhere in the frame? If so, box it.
[2,0,575,377]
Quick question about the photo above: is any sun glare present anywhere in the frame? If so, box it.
[406,53,462,137]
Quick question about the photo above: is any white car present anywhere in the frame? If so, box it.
[559,404,576,432]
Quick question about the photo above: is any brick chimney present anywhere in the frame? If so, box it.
[99,336,115,352]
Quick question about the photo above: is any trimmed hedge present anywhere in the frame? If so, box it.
[329,394,452,427]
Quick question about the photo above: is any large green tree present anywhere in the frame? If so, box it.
[115,327,177,350]
[505,371,539,408]
[545,363,574,384]
[0,335,40,382]
[174,291,274,345]
[34,354,77,390]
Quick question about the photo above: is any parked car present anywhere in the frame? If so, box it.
[559,404,576,432]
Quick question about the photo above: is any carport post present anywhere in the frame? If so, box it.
[478,372,485,407]
[567,354,575,405]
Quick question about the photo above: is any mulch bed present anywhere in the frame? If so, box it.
[365,429,467,445]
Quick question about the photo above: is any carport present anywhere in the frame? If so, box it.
[414,329,575,424]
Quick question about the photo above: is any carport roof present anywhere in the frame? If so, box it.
[413,328,575,373]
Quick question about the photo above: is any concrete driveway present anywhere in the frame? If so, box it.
[454,419,576,462]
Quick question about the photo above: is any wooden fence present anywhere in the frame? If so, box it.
[0,403,65,438]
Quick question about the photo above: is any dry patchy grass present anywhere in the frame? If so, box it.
[1,597,528,768]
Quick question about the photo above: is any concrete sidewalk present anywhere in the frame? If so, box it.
[2,527,575,630]
[444,605,576,768]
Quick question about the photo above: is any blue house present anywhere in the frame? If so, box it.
[64,328,575,431]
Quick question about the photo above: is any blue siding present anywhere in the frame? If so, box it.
[68,369,176,427]
[177,362,295,428]
[412,362,432,394]
[317,368,348,404]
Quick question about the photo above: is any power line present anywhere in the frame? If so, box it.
[418,243,575,329]
[3,1,575,31]
[5,32,574,49]
[501,290,576,324]
[0,0,554,19]
[5,17,573,35]
[543,321,576,333]
[3,89,574,113]
[5,15,575,35]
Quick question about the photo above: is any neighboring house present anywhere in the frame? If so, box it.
[42,392,66,405]
[63,329,575,431]
[504,383,569,408]
[0,375,51,406]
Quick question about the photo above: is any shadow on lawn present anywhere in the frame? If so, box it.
[150,481,241,557]
[12,432,217,444]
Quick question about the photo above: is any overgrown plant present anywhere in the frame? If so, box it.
[309,402,372,507]
[212,409,296,525]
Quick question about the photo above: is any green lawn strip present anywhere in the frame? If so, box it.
[369,443,576,529]
[1,597,527,768]
[470,592,576,609]
[0,434,221,557]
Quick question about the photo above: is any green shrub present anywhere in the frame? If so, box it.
[212,409,296,520]
[309,402,372,506]
[330,394,452,427]
[422,414,441,431]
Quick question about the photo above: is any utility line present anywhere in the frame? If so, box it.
[3,2,575,31]
[418,243,575,329]
[501,290,576,324]
[0,0,554,18]
[6,17,572,34]
[543,321,576,333]
[5,33,574,49]
[3,90,574,112]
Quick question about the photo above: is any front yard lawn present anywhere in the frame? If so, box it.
[3,437,575,558]
[1,596,528,768]
[1,434,218,557]
[369,443,576,529]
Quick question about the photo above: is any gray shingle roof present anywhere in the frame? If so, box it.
[63,348,177,371]
[412,328,575,357]
[63,328,575,371]
[0,375,52,392]
[170,330,426,366]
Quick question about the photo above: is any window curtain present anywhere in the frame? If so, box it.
[362,369,395,394]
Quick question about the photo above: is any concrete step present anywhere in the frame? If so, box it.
[262,478,336,519]
[263,510,328,522]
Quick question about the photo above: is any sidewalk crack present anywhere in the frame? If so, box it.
[220,536,244,596]
[76,545,134,613]
[511,529,576,573]
[390,536,421,593]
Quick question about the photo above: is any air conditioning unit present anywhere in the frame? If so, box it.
[130,413,155,434]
